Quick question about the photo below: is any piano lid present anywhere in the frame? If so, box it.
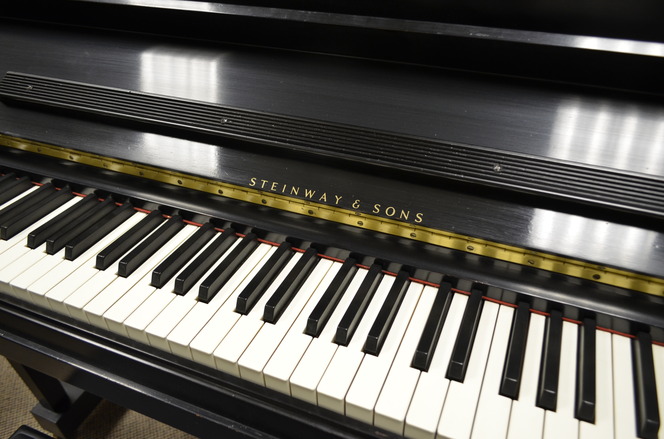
[3,0,664,94]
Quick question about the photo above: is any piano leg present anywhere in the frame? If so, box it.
[8,361,101,439]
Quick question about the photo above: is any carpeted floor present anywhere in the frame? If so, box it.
[0,357,196,438]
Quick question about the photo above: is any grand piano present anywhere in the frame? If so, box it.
[0,1,663,438]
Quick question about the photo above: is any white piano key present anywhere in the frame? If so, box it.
[124,286,176,344]
[9,247,64,300]
[26,211,144,308]
[579,329,614,439]
[237,258,333,385]
[0,196,82,273]
[166,240,265,359]
[6,198,97,301]
[652,344,664,439]
[0,184,38,211]
[542,320,579,439]
[143,231,243,352]
[404,292,468,439]
[471,304,515,439]
[145,236,242,351]
[129,228,236,346]
[40,212,146,312]
[0,239,33,272]
[145,290,199,352]
[81,226,194,328]
[316,274,395,414]
[289,267,369,403]
[213,252,302,376]
[63,214,172,320]
[289,337,339,402]
[123,276,179,343]
[188,244,274,367]
[437,300,499,439]
[0,244,50,297]
[613,333,639,439]
[102,225,198,334]
[262,260,343,394]
[64,269,117,320]
[212,304,290,377]
[373,285,438,435]
[345,282,424,424]
[506,312,546,439]
[102,270,158,334]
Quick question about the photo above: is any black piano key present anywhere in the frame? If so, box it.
[65,202,135,261]
[632,331,660,439]
[174,228,236,295]
[304,257,358,337]
[500,301,532,399]
[334,263,383,346]
[537,309,563,411]
[574,317,596,423]
[45,196,116,254]
[0,175,32,205]
[27,192,98,249]
[411,279,454,371]
[446,287,484,382]
[0,172,17,189]
[1,185,73,240]
[118,215,185,277]
[96,210,164,270]
[263,247,319,324]
[0,182,55,227]
[363,270,410,356]
[151,222,216,288]
[198,232,259,303]
[235,241,292,315]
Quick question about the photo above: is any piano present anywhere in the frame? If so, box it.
[0,1,663,438]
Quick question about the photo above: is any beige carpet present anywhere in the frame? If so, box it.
[0,357,196,438]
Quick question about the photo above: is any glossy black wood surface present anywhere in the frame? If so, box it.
[4,72,663,225]
[0,16,663,278]
[10,0,664,43]
[3,0,664,95]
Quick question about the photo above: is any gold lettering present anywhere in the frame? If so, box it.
[247,178,425,225]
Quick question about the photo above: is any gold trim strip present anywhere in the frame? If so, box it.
[2,134,663,297]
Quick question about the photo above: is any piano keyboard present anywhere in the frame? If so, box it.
[0,177,662,439]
